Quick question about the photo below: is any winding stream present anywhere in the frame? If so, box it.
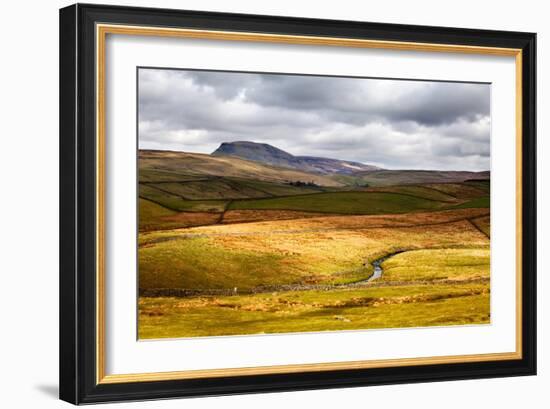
[141,250,410,297]
[366,251,406,282]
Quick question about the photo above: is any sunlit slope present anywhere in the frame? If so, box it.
[138,208,490,291]
[139,150,344,186]
[380,248,490,282]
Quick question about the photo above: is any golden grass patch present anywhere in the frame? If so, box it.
[138,208,491,338]
[380,248,490,282]
[138,282,490,339]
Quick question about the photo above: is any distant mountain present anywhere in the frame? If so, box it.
[139,149,344,187]
[140,148,489,189]
[211,141,381,175]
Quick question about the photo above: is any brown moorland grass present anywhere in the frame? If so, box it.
[168,208,490,236]
[221,209,333,224]
[138,200,491,339]
[470,215,491,237]
[138,210,489,291]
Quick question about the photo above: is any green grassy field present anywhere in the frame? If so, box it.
[425,183,489,199]
[139,168,207,182]
[228,191,446,214]
[139,282,489,338]
[142,178,325,201]
[139,198,177,231]
[464,179,490,192]
[451,196,490,209]
[139,184,228,213]
[332,169,489,187]
[139,198,223,232]
[233,178,324,196]
[147,180,266,200]
[365,185,458,202]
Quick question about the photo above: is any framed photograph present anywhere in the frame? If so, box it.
[59,3,536,404]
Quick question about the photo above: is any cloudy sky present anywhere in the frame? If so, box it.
[138,68,490,171]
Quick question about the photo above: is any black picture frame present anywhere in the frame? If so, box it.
[60,3,536,404]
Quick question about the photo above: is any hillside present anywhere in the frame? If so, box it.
[337,169,490,187]
[211,141,380,174]
[139,149,344,187]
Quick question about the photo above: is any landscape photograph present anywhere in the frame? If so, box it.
[137,68,491,339]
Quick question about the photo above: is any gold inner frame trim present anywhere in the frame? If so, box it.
[95,23,523,385]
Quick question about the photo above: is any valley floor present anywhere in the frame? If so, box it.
[138,208,490,339]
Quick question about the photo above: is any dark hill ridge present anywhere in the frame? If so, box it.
[211,141,381,175]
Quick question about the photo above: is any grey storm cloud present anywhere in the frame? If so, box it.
[138,68,491,171]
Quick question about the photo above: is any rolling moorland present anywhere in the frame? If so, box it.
[138,142,490,339]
